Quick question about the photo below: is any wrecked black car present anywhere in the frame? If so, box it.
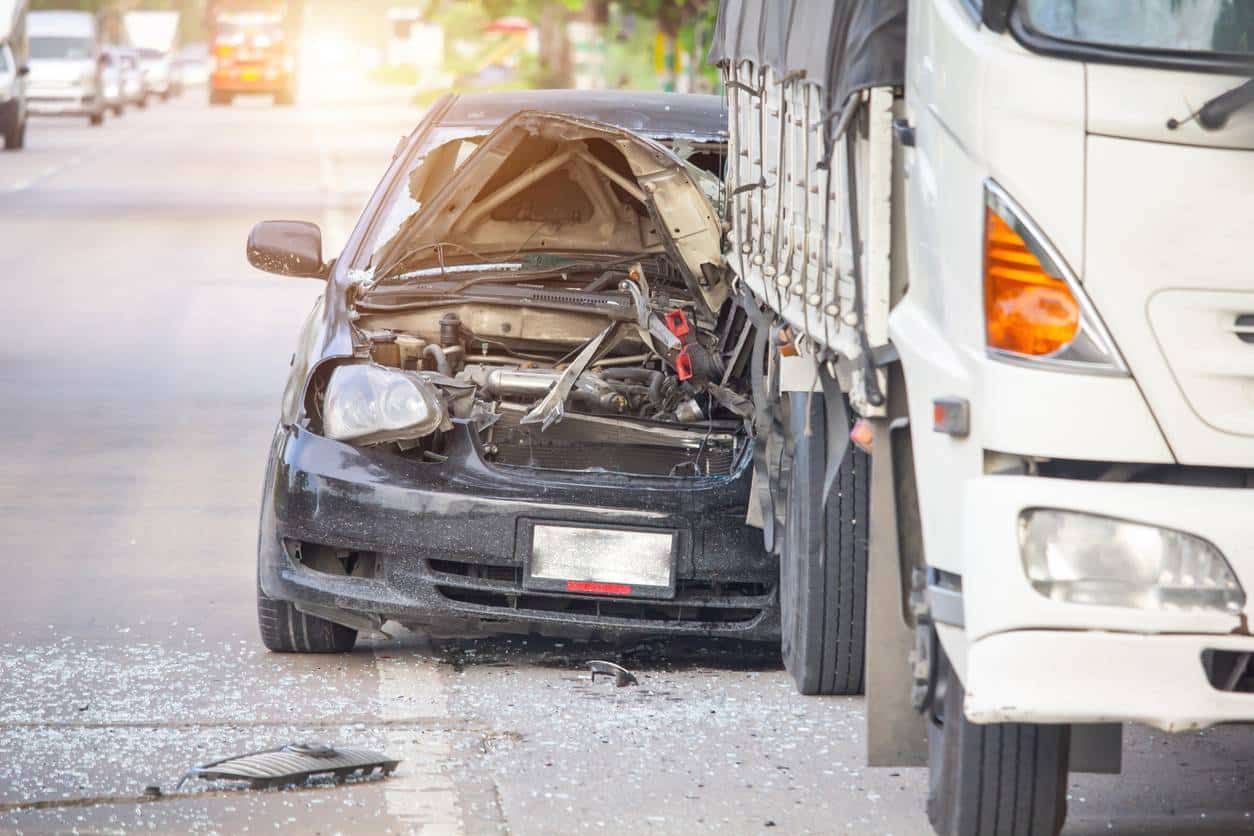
[251,91,778,651]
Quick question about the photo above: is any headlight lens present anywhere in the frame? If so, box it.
[1020,509,1243,613]
[322,364,446,445]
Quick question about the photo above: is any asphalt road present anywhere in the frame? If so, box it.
[1,91,1253,836]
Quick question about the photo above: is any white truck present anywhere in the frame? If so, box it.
[711,0,1254,834]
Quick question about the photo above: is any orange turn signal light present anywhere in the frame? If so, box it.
[984,207,1079,356]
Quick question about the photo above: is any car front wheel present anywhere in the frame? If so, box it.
[257,577,357,653]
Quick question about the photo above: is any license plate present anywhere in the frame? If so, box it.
[240,70,260,81]
[524,524,676,599]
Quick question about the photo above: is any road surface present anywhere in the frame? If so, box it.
[1,91,1252,836]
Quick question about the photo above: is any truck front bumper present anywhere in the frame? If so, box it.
[965,630,1254,732]
[948,475,1254,731]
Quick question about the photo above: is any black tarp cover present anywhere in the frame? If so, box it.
[710,0,907,113]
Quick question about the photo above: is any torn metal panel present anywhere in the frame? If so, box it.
[178,744,400,790]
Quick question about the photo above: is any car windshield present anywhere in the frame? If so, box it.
[30,36,93,60]
[1021,0,1254,54]
[362,125,490,275]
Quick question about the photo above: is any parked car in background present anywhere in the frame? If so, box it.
[136,46,172,100]
[175,42,208,88]
[117,46,146,109]
[98,45,127,116]
[26,9,104,125]
[0,0,29,150]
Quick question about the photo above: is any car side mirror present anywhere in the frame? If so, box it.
[246,220,327,279]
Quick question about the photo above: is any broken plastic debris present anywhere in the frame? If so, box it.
[588,660,638,687]
[176,742,400,790]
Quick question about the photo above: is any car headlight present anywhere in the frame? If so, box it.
[1020,509,1243,613]
[322,364,446,445]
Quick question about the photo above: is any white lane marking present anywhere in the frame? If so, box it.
[3,114,144,194]
[374,638,464,834]
[6,154,83,193]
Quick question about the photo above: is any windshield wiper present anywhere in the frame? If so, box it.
[1168,76,1254,132]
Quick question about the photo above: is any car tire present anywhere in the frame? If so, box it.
[112,105,124,117]
[927,645,1070,836]
[88,109,104,126]
[209,90,232,106]
[2,114,23,150]
[780,391,869,696]
[257,579,358,653]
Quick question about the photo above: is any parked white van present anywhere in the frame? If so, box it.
[27,10,104,125]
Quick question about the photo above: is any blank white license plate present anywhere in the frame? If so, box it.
[526,524,675,598]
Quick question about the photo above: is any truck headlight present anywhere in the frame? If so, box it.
[322,364,446,445]
[1020,509,1243,613]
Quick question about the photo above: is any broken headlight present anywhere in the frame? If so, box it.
[322,364,446,445]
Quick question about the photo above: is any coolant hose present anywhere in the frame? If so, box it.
[423,344,453,377]
[602,367,665,405]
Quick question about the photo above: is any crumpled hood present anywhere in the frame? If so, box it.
[376,110,729,313]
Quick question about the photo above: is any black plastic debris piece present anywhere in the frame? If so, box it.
[176,742,400,790]
[588,660,638,687]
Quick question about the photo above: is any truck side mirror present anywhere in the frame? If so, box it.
[246,220,327,279]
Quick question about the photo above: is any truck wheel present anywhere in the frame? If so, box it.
[257,577,357,653]
[780,391,869,696]
[927,645,1070,836]
[209,90,232,106]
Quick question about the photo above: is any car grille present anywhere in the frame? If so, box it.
[428,558,770,626]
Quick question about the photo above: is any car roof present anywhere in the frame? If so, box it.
[438,90,727,139]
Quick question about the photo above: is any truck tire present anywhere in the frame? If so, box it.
[780,391,869,696]
[257,577,357,653]
[274,89,295,107]
[927,646,1070,836]
[209,90,232,106]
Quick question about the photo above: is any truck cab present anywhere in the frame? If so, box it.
[712,0,1254,833]
[903,2,1254,833]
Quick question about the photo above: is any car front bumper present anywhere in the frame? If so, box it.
[212,69,291,94]
[949,475,1254,731]
[258,425,779,642]
[27,90,98,115]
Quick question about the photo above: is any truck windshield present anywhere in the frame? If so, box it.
[30,37,94,61]
[1021,0,1254,55]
